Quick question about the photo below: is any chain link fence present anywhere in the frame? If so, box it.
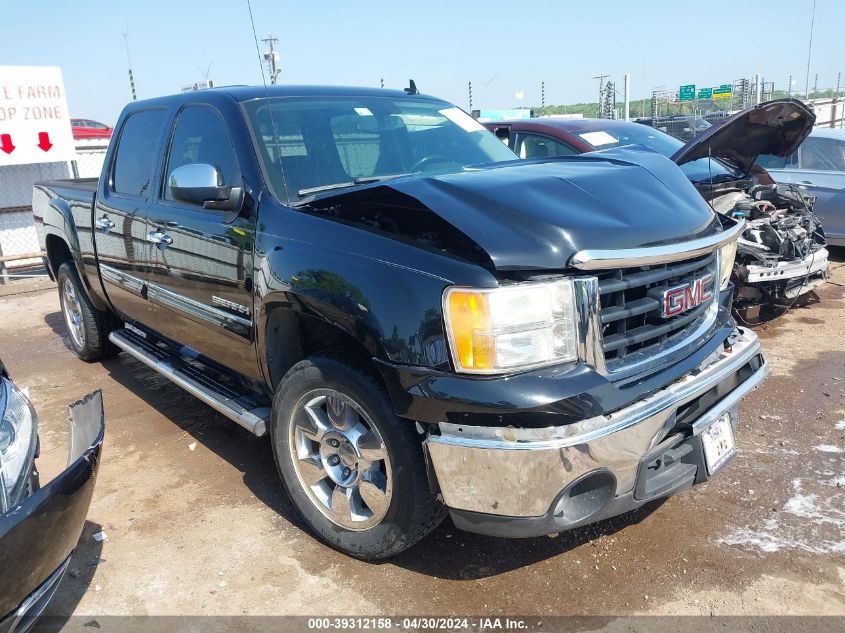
[71,141,109,178]
[0,142,108,281]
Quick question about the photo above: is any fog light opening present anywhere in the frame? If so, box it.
[552,470,617,527]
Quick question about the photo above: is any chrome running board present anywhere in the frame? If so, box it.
[109,328,269,436]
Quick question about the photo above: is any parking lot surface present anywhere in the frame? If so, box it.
[1,254,843,617]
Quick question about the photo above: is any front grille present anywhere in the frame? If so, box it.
[596,252,718,366]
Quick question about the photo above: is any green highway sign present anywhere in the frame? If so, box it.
[698,87,713,99]
[713,84,733,99]
[679,84,696,101]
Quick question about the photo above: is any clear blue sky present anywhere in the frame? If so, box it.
[1,0,840,124]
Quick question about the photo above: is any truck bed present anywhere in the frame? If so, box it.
[37,177,98,195]
[32,178,98,268]
[32,178,97,223]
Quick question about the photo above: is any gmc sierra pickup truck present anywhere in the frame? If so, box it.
[34,85,767,559]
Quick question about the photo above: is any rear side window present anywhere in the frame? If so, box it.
[163,105,240,202]
[800,137,845,171]
[515,133,578,159]
[112,110,167,197]
[757,153,792,169]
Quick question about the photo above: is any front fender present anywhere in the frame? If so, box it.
[252,196,500,394]
[255,237,458,387]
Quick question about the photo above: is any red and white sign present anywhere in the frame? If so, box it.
[659,272,714,318]
[0,66,74,166]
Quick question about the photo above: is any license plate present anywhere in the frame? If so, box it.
[702,412,735,475]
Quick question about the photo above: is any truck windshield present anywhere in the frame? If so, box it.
[575,124,735,183]
[243,96,517,205]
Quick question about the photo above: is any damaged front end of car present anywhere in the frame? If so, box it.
[712,183,828,312]
[672,99,829,317]
[0,359,104,633]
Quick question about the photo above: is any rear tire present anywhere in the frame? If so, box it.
[270,357,444,559]
[56,262,118,361]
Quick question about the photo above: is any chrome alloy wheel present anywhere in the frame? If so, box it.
[60,278,85,348]
[289,389,392,530]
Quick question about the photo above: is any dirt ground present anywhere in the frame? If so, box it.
[1,253,843,619]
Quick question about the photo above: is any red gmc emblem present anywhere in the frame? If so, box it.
[659,273,714,318]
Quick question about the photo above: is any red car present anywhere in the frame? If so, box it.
[70,118,113,140]
[484,117,660,157]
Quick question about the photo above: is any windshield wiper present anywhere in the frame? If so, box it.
[297,174,409,198]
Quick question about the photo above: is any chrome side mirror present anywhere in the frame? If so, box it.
[168,163,243,212]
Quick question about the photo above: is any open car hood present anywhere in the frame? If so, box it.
[670,99,815,177]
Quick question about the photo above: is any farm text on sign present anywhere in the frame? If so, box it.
[0,66,74,166]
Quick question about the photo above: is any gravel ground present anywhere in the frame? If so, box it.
[0,252,843,619]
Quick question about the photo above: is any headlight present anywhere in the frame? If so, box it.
[443,279,577,374]
[718,239,738,290]
[0,377,38,511]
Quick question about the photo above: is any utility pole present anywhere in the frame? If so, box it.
[541,81,545,111]
[261,33,281,85]
[607,81,616,118]
[468,81,473,111]
[122,30,137,101]
[788,75,793,98]
[380,77,384,89]
[593,74,609,114]
[623,73,630,121]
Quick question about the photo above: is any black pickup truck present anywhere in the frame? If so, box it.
[34,85,766,559]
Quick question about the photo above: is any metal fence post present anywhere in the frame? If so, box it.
[0,239,7,285]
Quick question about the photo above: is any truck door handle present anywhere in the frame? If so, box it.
[95,216,115,231]
[146,230,173,246]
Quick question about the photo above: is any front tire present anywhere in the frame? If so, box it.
[56,262,117,361]
[270,357,444,559]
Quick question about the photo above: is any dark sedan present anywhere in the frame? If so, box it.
[0,360,103,633]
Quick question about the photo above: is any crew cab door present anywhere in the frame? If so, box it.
[143,104,258,378]
[94,108,168,321]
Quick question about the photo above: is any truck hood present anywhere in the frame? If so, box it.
[384,147,719,270]
[671,99,815,177]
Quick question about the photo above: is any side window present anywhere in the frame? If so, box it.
[756,153,792,169]
[800,137,845,171]
[515,133,578,159]
[111,109,167,197]
[490,126,512,146]
[164,106,240,203]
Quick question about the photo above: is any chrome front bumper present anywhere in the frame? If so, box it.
[745,247,829,284]
[426,327,766,519]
